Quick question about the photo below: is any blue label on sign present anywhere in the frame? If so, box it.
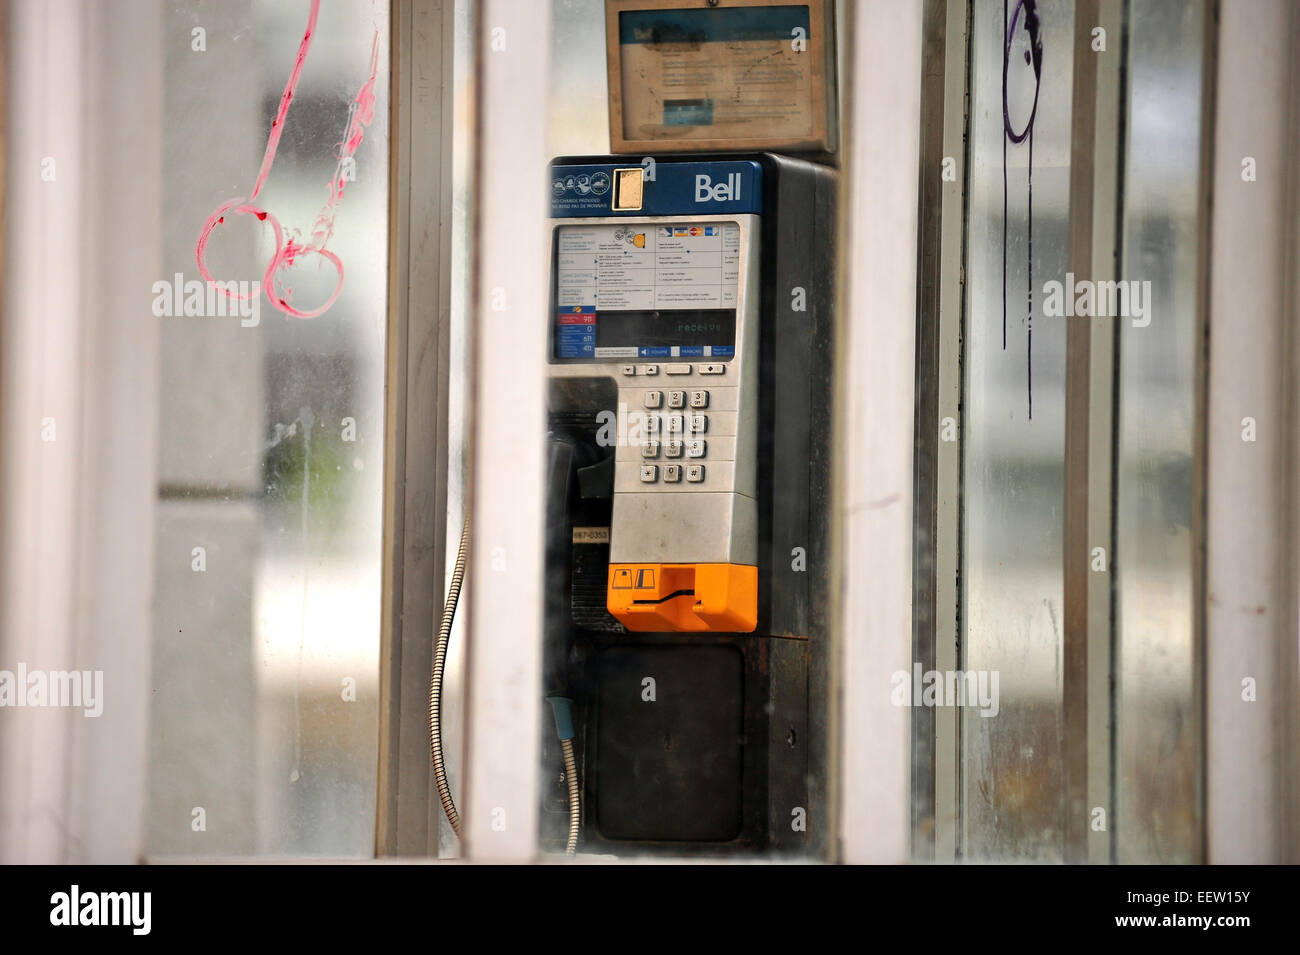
[618,6,811,45]
[550,160,763,218]
[664,99,715,126]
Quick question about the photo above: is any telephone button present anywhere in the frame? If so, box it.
[665,363,692,375]
[667,390,686,408]
[639,465,658,483]
[644,390,662,409]
[621,365,637,376]
[699,364,725,375]
[686,414,707,434]
[662,465,682,483]
[686,465,705,482]
[641,440,659,458]
[640,364,660,376]
[664,440,683,458]
[686,439,706,458]
[689,390,709,409]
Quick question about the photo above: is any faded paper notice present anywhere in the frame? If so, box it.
[616,4,822,146]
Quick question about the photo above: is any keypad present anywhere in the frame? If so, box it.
[628,390,715,486]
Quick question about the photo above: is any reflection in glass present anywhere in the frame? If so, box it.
[1114,0,1205,864]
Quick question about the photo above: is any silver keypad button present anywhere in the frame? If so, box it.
[689,390,709,409]
[668,390,686,409]
[664,440,682,458]
[639,465,658,483]
[641,440,659,458]
[662,464,682,483]
[686,439,706,458]
[686,464,705,482]
[699,364,725,375]
[665,414,683,434]
[644,390,662,409]
[686,414,707,434]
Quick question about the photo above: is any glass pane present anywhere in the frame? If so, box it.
[534,0,839,860]
[960,0,1076,861]
[1114,0,1206,864]
[147,0,389,856]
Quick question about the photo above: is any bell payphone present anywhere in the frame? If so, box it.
[538,153,836,854]
[549,159,763,633]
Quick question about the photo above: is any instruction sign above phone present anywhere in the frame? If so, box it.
[605,0,836,155]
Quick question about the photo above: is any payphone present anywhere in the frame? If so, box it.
[549,159,763,633]
[537,153,836,854]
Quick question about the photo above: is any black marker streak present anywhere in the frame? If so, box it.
[1002,0,1043,420]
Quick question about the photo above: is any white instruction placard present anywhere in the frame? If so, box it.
[556,223,740,311]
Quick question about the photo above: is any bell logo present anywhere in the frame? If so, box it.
[694,173,741,203]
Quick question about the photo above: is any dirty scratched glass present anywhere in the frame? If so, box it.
[147,0,389,856]
[960,0,1076,862]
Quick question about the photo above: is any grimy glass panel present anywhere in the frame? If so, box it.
[1114,0,1206,864]
[147,0,388,856]
[960,0,1075,861]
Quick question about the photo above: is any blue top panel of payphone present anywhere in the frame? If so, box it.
[550,161,763,218]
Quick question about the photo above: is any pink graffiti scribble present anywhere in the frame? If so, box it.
[196,0,381,320]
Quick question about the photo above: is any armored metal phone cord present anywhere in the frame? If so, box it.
[561,738,580,855]
[430,514,470,838]
[430,513,582,856]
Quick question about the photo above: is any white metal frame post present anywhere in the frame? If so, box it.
[1204,0,1300,865]
[460,0,552,862]
[0,0,162,863]
[832,0,924,864]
